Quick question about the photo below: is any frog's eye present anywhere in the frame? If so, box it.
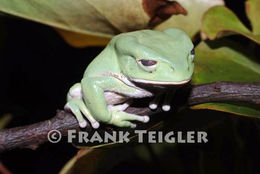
[137,59,158,72]
[190,48,195,61]
[137,59,158,66]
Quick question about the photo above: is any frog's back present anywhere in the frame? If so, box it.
[83,44,120,78]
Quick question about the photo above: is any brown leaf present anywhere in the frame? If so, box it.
[143,0,187,26]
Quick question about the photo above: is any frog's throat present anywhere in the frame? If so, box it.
[130,78,191,85]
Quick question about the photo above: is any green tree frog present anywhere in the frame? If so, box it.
[65,28,195,129]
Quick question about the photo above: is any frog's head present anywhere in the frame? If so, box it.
[113,28,194,85]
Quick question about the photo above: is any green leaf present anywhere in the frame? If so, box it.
[0,0,115,38]
[201,6,260,44]
[192,103,260,118]
[193,41,260,84]
[0,114,12,129]
[245,0,260,35]
[192,40,260,117]
[155,0,224,37]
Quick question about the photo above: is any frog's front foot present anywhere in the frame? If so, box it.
[65,98,100,129]
[108,106,149,128]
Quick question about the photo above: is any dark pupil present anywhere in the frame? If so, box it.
[191,49,195,55]
[140,59,157,66]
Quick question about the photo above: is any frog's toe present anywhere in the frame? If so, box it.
[92,121,100,129]
[162,105,171,111]
[119,121,137,128]
[77,102,100,129]
[79,120,87,128]
[142,116,150,123]
[65,101,88,128]
[122,113,150,123]
[149,94,162,110]
[65,98,99,129]
[149,103,158,110]
[110,110,149,128]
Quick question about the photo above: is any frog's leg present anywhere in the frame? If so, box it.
[65,83,99,128]
[107,100,149,128]
[81,77,150,128]
[108,109,149,128]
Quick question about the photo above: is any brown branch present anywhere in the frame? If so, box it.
[188,82,260,105]
[0,82,259,153]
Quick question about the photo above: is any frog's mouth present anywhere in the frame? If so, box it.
[130,78,191,85]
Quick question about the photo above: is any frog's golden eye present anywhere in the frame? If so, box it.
[137,59,158,66]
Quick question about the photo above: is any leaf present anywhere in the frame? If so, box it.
[60,146,137,174]
[193,41,260,84]
[192,103,260,118]
[0,114,12,129]
[245,0,260,35]
[59,148,104,174]
[143,0,187,26]
[56,29,110,48]
[0,0,110,37]
[201,6,260,44]
[0,19,6,50]
[192,40,260,117]
[0,0,188,47]
[155,0,225,37]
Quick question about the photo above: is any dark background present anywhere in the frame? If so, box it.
[1,0,260,174]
